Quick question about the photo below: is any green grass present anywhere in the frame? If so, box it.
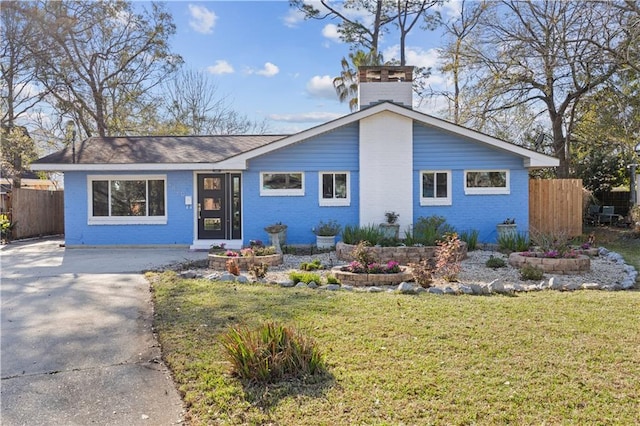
[590,226,640,271]
[150,272,640,425]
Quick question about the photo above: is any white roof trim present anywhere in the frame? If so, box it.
[228,102,559,169]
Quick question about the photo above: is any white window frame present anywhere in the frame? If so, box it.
[420,170,452,206]
[318,171,350,206]
[87,174,167,225]
[259,172,305,196]
[464,170,510,195]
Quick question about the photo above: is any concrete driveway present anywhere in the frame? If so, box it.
[1,238,208,425]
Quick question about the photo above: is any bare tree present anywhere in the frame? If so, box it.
[25,1,182,138]
[162,70,268,135]
[464,0,634,177]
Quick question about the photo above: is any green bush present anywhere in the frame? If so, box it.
[253,245,276,256]
[412,216,456,246]
[219,321,325,383]
[519,264,544,281]
[326,274,340,284]
[459,229,479,251]
[498,231,530,253]
[485,255,507,269]
[299,259,323,271]
[289,271,322,284]
[341,224,384,245]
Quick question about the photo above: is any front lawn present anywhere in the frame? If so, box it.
[151,272,640,425]
[589,226,640,271]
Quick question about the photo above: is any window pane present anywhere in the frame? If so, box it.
[322,174,334,199]
[111,180,146,216]
[467,171,506,188]
[262,173,302,190]
[148,180,165,216]
[335,174,347,198]
[92,181,109,216]
[422,173,434,198]
[436,173,448,198]
[203,198,221,211]
[204,218,221,231]
[203,177,220,190]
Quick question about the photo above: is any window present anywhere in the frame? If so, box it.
[464,170,510,194]
[420,170,451,206]
[88,175,167,224]
[319,172,350,206]
[260,172,304,196]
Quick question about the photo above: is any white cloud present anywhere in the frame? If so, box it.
[282,8,306,28]
[322,24,341,42]
[206,60,234,75]
[268,111,344,123]
[382,45,440,69]
[306,75,336,100]
[247,62,280,77]
[188,4,217,34]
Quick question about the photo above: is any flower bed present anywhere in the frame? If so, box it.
[508,252,590,274]
[330,265,413,287]
[209,253,283,270]
[335,241,467,265]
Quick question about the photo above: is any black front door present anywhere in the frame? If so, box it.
[197,173,241,240]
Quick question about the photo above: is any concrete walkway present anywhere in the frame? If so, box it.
[1,239,208,425]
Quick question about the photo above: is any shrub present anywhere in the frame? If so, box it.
[485,255,506,269]
[435,233,462,282]
[459,229,479,251]
[519,263,544,281]
[529,227,572,256]
[226,259,240,276]
[498,231,530,253]
[326,274,340,284]
[412,216,456,246]
[351,241,378,266]
[300,259,323,271]
[219,321,325,383]
[253,245,276,256]
[289,271,321,284]
[248,263,269,280]
[409,260,434,288]
[341,224,384,245]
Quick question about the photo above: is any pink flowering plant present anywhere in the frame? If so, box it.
[224,250,239,257]
[342,260,402,274]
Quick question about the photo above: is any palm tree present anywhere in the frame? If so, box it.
[333,50,383,112]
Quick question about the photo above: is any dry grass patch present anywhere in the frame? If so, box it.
[150,272,640,425]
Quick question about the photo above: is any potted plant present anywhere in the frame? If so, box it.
[496,218,517,240]
[379,211,400,239]
[313,220,341,249]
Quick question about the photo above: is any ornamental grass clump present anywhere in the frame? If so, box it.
[485,255,507,269]
[519,263,544,281]
[219,321,325,383]
[289,271,321,284]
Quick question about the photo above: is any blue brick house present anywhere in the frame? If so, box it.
[31,66,558,249]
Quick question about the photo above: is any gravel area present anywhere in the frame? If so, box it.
[190,249,636,291]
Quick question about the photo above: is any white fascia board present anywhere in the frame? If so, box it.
[30,162,234,172]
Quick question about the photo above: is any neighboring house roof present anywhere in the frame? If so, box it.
[31,135,287,171]
[31,103,559,171]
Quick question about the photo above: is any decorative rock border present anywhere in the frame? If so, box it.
[208,253,283,270]
[508,252,590,274]
[335,241,467,265]
[330,266,413,287]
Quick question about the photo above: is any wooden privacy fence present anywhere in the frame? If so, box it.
[10,188,64,239]
[529,179,582,237]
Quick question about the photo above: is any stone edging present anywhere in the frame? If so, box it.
[508,252,590,274]
[330,266,413,287]
[335,241,467,265]
[208,253,283,270]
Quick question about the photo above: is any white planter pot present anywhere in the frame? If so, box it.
[379,223,400,239]
[496,224,517,240]
[316,235,336,249]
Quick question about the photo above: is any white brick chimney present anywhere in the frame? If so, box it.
[357,66,414,110]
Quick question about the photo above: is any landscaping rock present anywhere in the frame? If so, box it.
[367,286,384,293]
[397,282,415,294]
[549,277,563,290]
[443,286,457,295]
[458,285,474,295]
[414,287,427,294]
[562,282,581,291]
[341,285,354,291]
[204,273,220,281]
[325,284,341,291]
[279,280,295,288]
[236,275,249,284]
[428,287,444,295]
[487,279,505,294]
[219,273,236,282]
[307,282,319,289]
[295,282,308,288]
[581,282,601,290]
[179,270,198,279]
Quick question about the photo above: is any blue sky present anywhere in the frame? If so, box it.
[162,1,459,133]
